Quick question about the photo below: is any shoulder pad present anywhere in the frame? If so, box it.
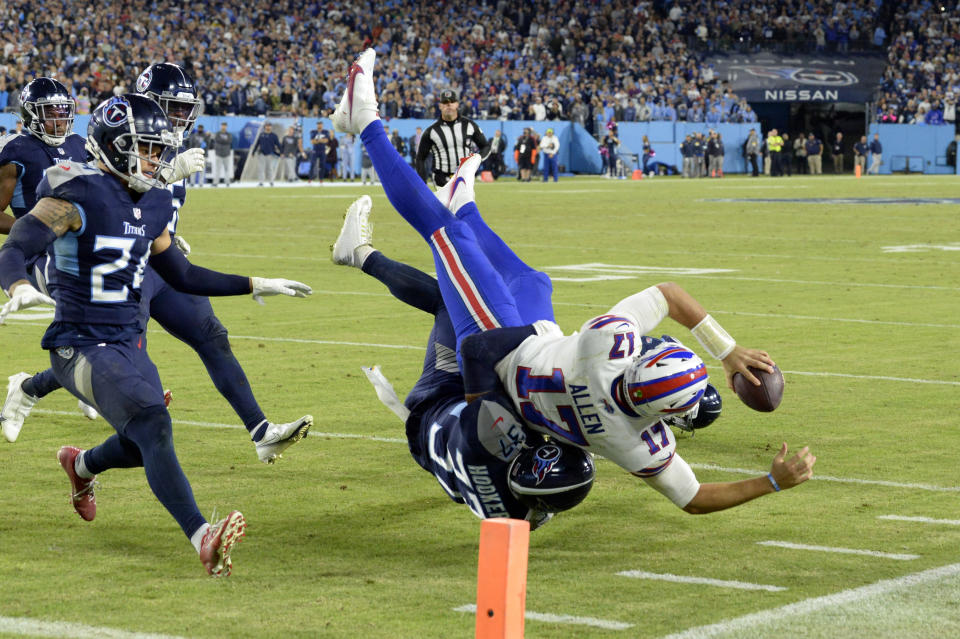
[466,393,527,462]
[45,161,101,190]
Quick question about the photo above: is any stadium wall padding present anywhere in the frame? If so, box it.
[2,113,956,176]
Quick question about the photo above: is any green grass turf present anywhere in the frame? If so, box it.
[0,173,958,638]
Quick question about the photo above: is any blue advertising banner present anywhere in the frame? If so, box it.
[707,54,886,102]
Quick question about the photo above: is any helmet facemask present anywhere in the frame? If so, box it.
[150,92,202,136]
[24,98,75,146]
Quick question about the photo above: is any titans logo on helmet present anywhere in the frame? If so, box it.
[103,98,130,127]
[532,444,561,484]
[135,69,153,94]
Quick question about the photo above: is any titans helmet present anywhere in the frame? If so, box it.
[135,63,202,135]
[623,335,708,418]
[508,441,595,513]
[19,77,76,146]
[665,383,722,432]
[86,94,179,193]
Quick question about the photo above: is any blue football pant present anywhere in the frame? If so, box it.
[50,337,206,539]
[359,122,553,351]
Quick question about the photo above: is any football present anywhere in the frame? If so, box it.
[732,365,784,412]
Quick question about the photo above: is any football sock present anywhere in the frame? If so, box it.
[355,244,375,268]
[23,368,61,399]
[190,523,210,554]
[74,450,95,479]
[250,420,269,442]
[362,251,443,314]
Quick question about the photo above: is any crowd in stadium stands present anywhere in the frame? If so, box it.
[0,0,956,130]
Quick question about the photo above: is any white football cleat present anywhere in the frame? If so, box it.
[435,154,481,215]
[331,195,374,268]
[255,415,313,464]
[331,49,380,135]
[2,372,38,443]
[79,400,99,421]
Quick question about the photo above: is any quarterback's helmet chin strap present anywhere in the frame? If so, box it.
[362,365,410,422]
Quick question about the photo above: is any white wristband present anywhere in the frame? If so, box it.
[691,314,736,360]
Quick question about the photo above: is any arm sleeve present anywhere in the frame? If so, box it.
[148,243,251,297]
[641,453,700,508]
[473,126,491,160]
[460,325,537,396]
[609,285,669,334]
[0,215,58,292]
[415,129,432,176]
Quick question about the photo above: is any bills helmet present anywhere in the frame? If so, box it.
[623,335,708,418]
[86,94,179,193]
[20,78,76,146]
[508,441,595,513]
[665,383,722,432]
[135,63,202,135]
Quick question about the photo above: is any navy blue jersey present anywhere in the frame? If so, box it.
[36,161,174,348]
[0,133,88,218]
[412,394,536,520]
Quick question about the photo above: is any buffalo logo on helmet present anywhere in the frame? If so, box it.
[103,97,130,127]
[531,444,562,484]
[135,69,152,94]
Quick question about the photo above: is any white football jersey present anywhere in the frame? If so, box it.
[493,287,703,504]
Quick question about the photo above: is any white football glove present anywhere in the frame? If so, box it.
[251,277,312,305]
[0,284,55,324]
[174,234,191,256]
[161,148,206,183]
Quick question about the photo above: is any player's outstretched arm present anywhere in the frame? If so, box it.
[682,443,815,514]
[0,198,79,318]
[149,229,312,303]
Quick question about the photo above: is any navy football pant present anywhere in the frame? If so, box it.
[359,122,553,352]
[28,268,267,434]
[49,338,206,538]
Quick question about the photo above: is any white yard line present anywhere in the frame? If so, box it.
[31,410,960,493]
[657,562,960,639]
[690,463,960,493]
[878,515,960,526]
[755,541,919,561]
[617,571,785,592]
[452,604,633,630]
[0,616,186,639]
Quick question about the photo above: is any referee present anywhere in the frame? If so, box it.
[415,89,489,187]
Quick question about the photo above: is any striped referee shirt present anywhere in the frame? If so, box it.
[415,116,489,185]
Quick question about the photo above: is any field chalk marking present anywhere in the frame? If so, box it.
[30,410,960,493]
[453,604,633,631]
[0,615,186,639]
[657,562,960,639]
[617,571,786,592]
[878,515,960,526]
[756,541,919,561]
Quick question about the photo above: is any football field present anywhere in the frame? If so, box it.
[1,173,958,638]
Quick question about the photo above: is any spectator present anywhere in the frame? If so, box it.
[360,142,376,185]
[278,126,302,183]
[211,122,234,187]
[831,132,844,174]
[793,133,807,175]
[515,128,535,182]
[309,122,328,182]
[602,127,620,178]
[254,122,281,186]
[947,135,959,169]
[539,127,560,182]
[325,133,340,180]
[766,129,783,177]
[341,133,357,182]
[744,130,760,177]
[707,131,724,178]
[487,129,507,179]
[805,134,823,175]
[853,135,868,175]
[868,133,883,174]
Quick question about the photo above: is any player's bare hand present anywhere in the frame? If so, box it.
[721,345,775,390]
[770,442,815,490]
[251,277,313,305]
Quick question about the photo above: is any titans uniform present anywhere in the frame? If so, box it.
[363,251,545,524]
[0,132,88,283]
[133,157,268,430]
[36,162,173,424]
